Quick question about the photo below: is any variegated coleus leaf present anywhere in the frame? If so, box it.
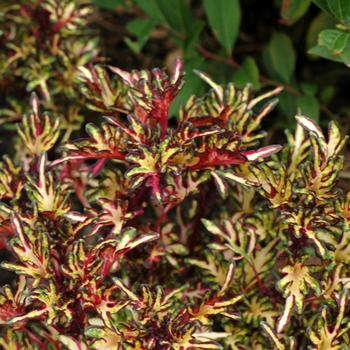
[335,190,350,221]
[85,168,128,202]
[0,328,36,350]
[202,218,255,264]
[2,213,53,287]
[243,238,279,292]
[296,115,348,161]
[56,159,93,208]
[85,324,123,350]
[182,71,282,147]
[276,255,322,333]
[298,146,344,204]
[321,264,350,308]
[162,170,212,209]
[241,295,280,328]
[109,56,185,136]
[87,199,138,236]
[186,261,242,325]
[78,64,131,115]
[125,142,181,204]
[282,121,311,177]
[52,121,128,165]
[250,162,293,209]
[59,239,129,328]
[261,321,297,350]
[25,152,72,219]
[61,228,159,283]
[8,280,73,327]
[307,289,350,350]
[144,223,188,268]
[16,92,60,156]
[0,155,24,203]
[66,199,141,237]
[186,251,228,286]
[160,322,224,350]
[281,206,332,258]
[0,276,27,325]
[59,335,89,350]
[42,0,93,35]
[113,278,186,324]
[295,115,347,204]
[81,279,130,330]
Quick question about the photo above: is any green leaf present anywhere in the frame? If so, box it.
[296,95,320,122]
[125,19,157,53]
[281,0,312,25]
[183,21,205,55]
[308,44,343,62]
[263,32,296,83]
[276,89,298,122]
[203,0,240,55]
[306,11,339,49]
[263,33,295,83]
[135,0,192,34]
[313,0,350,22]
[93,0,126,10]
[317,29,350,55]
[233,56,261,90]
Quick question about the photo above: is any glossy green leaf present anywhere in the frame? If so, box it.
[263,32,296,83]
[313,0,350,22]
[317,29,350,55]
[203,0,240,55]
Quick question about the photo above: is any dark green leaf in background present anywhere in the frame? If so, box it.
[135,0,169,27]
[183,21,205,56]
[277,90,298,123]
[93,0,126,10]
[233,56,261,90]
[281,0,312,25]
[296,95,320,122]
[125,19,157,54]
[203,0,241,56]
[135,0,193,34]
[263,32,296,83]
[306,12,339,49]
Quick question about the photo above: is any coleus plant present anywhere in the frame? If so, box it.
[0,6,350,350]
[0,0,99,141]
